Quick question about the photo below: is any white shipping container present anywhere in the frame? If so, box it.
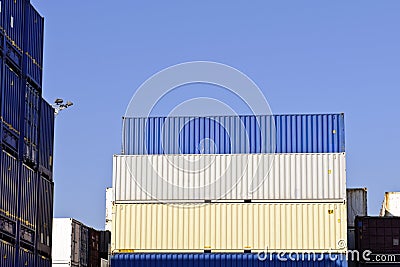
[347,188,367,227]
[52,218,89,266]
[380,192,400,217]
[112,203,347,253]
[113,153,346,202]
[105,188,113,231]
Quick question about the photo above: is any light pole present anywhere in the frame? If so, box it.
[52,98,74,115]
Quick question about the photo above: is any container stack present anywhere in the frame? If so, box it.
[111,114,348,266]
[52,218,111,267]
[0,1,54,267]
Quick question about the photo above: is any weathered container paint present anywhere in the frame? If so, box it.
[89,228,100,267]
[0,150,19,222]
[38,99,54,177]
[99,230,111,259]
[380,192,400,217]
[25,4,44,86]
[113,153,346,202]
[111,253,348,267]
[0,240,15,267]
[347,188,367,228]
[23,83,40,166]
[122,114,345,154]
[112,203,347,253]
[36,176,53,257]
[19,164,37,229]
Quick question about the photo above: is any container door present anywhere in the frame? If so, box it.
[4,0,24,66]
[36,177,53,257]
[23,83,40,166]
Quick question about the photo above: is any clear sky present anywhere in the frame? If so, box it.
[31,1,400,229]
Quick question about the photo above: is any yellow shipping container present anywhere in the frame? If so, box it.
[112,203,347,253]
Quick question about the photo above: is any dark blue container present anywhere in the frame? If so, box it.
[38,99,54,177]
[2,64,23,135]
[17,248,34,267]
[0,150,19,224]
[19,164,37,230]
[111,253,348,267]
[25,4,43,86]
[23,83,40,166]
[122,113,345,155]
[36,255,51,267]
[0,240,15,267]
[4,0,24,65]
[36,176,53,257]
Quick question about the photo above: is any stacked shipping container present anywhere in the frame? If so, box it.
[111,113,348,266]
[0,1,54,267]
[51,218,110,267]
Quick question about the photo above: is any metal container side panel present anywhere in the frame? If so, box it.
[36,177,54,256]
[0,241,15,267]
[19,164,37,229]
[355,217,400,254]
[113,153,346,202]
[99,230,111,255]
[37,255,51,267]
[122,114,345,154]
[347,228,356,250]
[88,228,100,267]
[17,248,35,267]
[347,188,367,227]
[0,150,19,221]
[23,83,40,164]
[51,218,73,264]
[380,192,400,217]
[4,0,24,52]
[105,188,113,231]
[38,99,55,175]
[111,203,347,252]
[25,4,44,85]
[111,253,348,267]
[80,225,89,267]
[3,64,22,134]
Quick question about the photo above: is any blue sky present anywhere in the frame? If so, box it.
[31,1,400,229]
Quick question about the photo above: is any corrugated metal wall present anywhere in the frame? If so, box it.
[23,83,40,165]
[18,248,35,267]
[25,4,44,86]
[0,240,15,267]
[111,253,348,267]
[38,99,54,177]
[4,0,24,53]
[19,164,37,229]
[0,150,19,223]
[3,64,22,134]
[113,153,346,202]
[122,114,345,155]
[36,177,54,257]
[112,203,347,253]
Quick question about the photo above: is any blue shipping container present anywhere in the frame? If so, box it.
[2,64,23,135]
[38,99,54,176]
[17,248,35,267]
[0,240,15,267]
[0,150,19,223]
[19,164,37,230]
[23,83,40,165]
[4,0,24,54]
[122,114,345,154]
[25,4,44,86]
[36,176,53,257]
[111,253,348,267]
[36,255,51,267]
